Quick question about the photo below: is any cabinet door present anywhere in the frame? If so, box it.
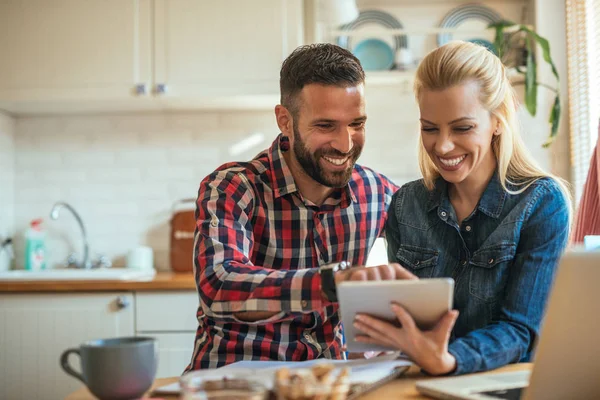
[152,333,196,378]
[0,293,135,400]
[0,0,151,102]
[153,0,304,98]
[135,291,198,332]
[135,292,198,378]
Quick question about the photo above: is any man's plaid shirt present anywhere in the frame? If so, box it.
[187,134,398,370]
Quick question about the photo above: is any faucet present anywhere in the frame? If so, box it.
[50,202,91,269]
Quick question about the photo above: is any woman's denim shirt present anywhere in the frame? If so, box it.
[386,172,570,375]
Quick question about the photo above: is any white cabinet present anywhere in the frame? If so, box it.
[0,0,304,113]
[153,332,197,378]
[0,0,151,102]
[136,291,198,332]
[153,0,303,98]
[0,292,135,400]
[135,291,198,378]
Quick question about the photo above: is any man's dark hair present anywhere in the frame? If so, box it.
[280,43,365,116]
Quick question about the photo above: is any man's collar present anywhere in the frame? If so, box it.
[268,134,298,199]
[268,134,357,207]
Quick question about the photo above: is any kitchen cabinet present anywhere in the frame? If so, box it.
[0,289,199,399]
[0,0,151,103]
[0,0,304,114]
[152,332,197,378]
[135,291,199,378]
[0,292,135,400]
[153,0,304,98]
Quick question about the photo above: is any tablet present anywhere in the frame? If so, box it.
[338,278,454,352]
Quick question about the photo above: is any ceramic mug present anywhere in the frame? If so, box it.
[126,246,154,270]
[395,48,414,71]
[60,337,158,400]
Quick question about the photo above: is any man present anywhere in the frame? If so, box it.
[187,43,413,370]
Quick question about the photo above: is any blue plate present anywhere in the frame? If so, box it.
[437,4,502,46]
[353,38,394,71]
[337,9,408,51]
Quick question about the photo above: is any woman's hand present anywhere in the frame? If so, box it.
[353,303,459,375]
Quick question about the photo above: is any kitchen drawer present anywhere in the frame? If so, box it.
[151,332,196,378]
[135,291,198,332]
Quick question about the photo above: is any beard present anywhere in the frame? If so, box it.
[292,121,362,188]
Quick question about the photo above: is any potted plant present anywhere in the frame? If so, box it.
[489,21,560,147]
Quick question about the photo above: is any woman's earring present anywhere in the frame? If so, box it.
[280,135,290,151]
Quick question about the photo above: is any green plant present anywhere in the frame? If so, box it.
[489,21,560,147]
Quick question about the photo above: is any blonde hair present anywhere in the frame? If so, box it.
[414,40,572,214]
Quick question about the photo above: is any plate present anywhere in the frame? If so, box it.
[337,9,407,53]
[437,4,502,47]
[353,38,395,71]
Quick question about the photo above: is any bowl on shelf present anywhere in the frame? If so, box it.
[353,38,395,71]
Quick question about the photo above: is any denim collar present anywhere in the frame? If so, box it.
[427,170,506,219]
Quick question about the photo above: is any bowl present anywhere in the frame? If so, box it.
[353,38,395,71]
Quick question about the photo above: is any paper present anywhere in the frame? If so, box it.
[153,382,181,394]
[154,354,413,394]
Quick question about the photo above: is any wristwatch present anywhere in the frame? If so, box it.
[319,261,351,302]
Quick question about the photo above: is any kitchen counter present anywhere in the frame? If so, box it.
[0,271,197,292]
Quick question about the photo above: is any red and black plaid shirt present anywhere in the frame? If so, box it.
[187,134,399,370]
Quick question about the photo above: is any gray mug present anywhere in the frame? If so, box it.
[60,336,158,400]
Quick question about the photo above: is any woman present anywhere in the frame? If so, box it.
[353,41,572,375]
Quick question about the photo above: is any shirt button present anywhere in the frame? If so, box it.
[210,216,219,227]
[465,225,472,232]
[461,260,467,266]
[488,258,494,264]
[440,211,447,217]
[301,300,308,308]
[304,333,312,340]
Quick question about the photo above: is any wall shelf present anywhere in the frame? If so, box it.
[332,27,498,37]
[363,67,525,91]
[366,70,415,86]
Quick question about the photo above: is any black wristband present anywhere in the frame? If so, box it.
[319,261,351,302]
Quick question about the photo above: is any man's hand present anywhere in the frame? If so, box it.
[335,263,417,285]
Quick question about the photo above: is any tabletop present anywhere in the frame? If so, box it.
[65,362,531,399]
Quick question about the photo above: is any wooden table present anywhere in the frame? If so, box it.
[65,363,531,399]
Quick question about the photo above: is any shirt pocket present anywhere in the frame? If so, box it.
[469,242,516,303]
[395,244,438,278]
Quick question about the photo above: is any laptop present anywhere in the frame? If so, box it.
[416,248,600,400]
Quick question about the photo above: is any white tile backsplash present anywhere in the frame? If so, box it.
[0,112,15,240]
[12,111,280,270]
[8,84,565,270]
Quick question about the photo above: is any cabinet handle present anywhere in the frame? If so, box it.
[135,84,147,95]
[116,296,130,309]
[155,83,168,95]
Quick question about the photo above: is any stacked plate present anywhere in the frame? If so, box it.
[437,4,502,53]
[337,10,407,71]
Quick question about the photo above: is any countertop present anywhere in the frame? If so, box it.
[0,271,197,292]
[65,363,532,400]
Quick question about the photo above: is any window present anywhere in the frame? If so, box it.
[566,0,600,202]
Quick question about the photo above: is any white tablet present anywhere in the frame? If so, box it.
[338,278,454,352]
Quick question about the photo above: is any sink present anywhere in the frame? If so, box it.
[0,268,156,281]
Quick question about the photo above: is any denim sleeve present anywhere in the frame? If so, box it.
[448,181,570,375]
